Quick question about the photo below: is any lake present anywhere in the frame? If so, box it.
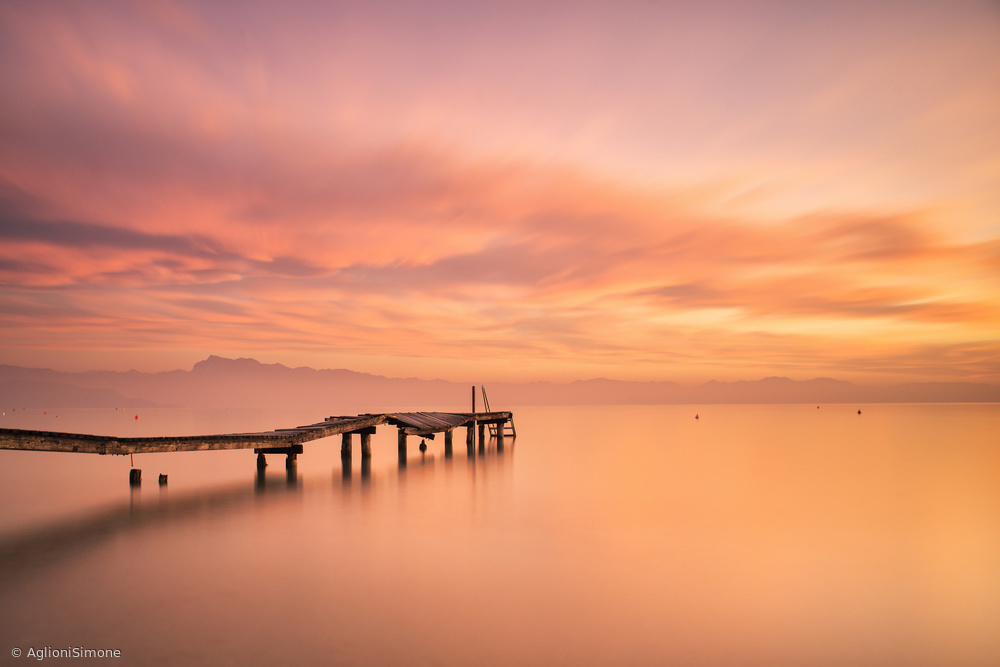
[1,403,999,665]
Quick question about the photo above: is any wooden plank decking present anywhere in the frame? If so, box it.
[0,411,513,455]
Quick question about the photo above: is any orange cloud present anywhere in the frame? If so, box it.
[0,1,997,382]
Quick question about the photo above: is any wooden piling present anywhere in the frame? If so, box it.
[341,432,352,457]
[285,452,297,470]
[398,429,407,466]
[360,430,372,457]
[129,468,141,486]
[256,452,267,470]
[444,429,453,457]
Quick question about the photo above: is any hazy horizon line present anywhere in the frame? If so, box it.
[3,353,998,390]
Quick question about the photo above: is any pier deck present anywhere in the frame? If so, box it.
[0,411,513,455]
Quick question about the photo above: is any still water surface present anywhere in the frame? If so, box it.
[1,404,998,665]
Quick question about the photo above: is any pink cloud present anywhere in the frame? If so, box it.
[0,1,998,382]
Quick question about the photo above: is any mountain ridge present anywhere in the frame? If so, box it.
[0,357,998,408]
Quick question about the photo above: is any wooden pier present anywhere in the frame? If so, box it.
[0,410,514,482]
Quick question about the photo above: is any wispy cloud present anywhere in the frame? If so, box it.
[0,1,997,381]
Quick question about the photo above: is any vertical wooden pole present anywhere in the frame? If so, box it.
[444,428,453,458]
[341,432,352,457]
[497,420,505,449]
[478,422,486,454]
[360,431,372,457]
[398,429,407,467]
[472,385,476,413]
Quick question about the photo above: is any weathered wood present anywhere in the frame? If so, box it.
[341,432,352,456]
[360,431,372,457]
[0,411,513,456]
[129,469,141,486]
[444,429,453,457]
[253,444,303,456]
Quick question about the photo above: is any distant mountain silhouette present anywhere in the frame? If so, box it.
[0,356,998,409]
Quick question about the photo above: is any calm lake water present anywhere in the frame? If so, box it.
[1,404,998,665]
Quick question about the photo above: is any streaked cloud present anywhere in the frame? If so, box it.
[0,0,997,382]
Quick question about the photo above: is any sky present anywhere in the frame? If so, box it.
[0,0,998,384]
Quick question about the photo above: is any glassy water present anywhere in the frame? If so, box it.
[1,404,998,665]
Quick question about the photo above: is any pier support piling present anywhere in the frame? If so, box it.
[398,429,407,467]
[341,432,352,457]
[444,429,453,458]
[478,422,486,454]
[256,452,267,470]
[360,430,373,458]
[129,468,141,486]
[285,452,297,470]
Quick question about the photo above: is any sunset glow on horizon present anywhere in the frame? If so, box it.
[1,0,998,384]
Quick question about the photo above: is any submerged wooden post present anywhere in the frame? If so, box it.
[444,428,453,457]
[256,452,267,470]
[285,452,297,470]
[158,473,168,485]
[496,420,505,451]
[129,468,141,486]
[360,430,373,458]
[478,422,486,453]
[341,432,352,457]
[398,429,407,466]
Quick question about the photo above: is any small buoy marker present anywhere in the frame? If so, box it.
[695,414,699,420]
[857,409,862,415]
